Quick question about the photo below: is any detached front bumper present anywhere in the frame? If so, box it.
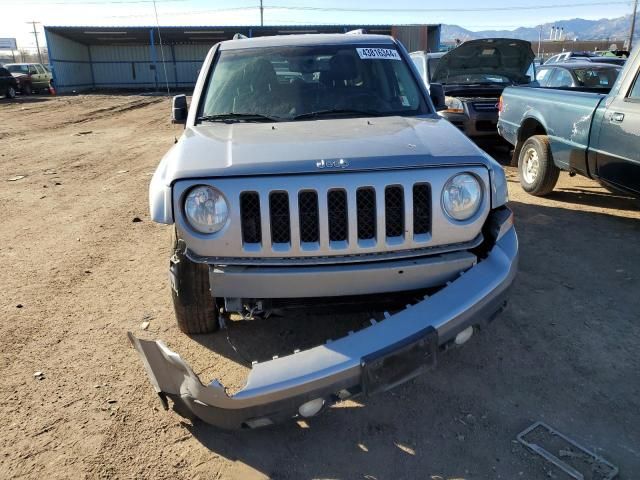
[129,208,518,430]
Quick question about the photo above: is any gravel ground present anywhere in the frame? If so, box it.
[1,94,639,479]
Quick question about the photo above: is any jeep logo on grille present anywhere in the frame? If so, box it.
[316,159,349,169]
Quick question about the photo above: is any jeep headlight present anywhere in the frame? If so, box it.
[444,96,464,113]
[442,173,482,221]
[184,185,229,233]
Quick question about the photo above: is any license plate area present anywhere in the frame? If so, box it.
[361,326,438,396]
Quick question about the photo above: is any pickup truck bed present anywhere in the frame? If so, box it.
[499,87,606,176]
[498,46,640,197]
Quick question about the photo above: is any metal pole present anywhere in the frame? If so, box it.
[152,0,171,95]
[629,0,638,51]
[150,28,158,91]
[537,27,542,60]
[27,21,44,64]
[260,0,264,27]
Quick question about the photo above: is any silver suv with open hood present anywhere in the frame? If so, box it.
[411,38,535,137]
[131,33,518,429]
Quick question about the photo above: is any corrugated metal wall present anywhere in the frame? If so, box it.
[90,44,170,88]
[48,31,214,92]
[46,25,440,93]
[173,44,211,88]
[45,31,93,91]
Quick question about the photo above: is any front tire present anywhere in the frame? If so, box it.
[170,231,219,334]
[518,135,560,196]
[22,83,32,96]
[6,86,16,99]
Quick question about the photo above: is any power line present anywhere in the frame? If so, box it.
[19,0,185,4]
[262,1,633,13]
[105,6,254,18]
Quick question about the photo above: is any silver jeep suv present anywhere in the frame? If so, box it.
[131,33,518,429]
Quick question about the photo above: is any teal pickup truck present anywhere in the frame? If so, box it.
[497,46,640,197]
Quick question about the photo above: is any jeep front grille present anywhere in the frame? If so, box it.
[413,183,431,235]
[298,191,319,243]
[356,187,377,240]
[269,192,291,244]
[239,182,431,249]
[384,186,404,237]
[240,192,262,244]
[176,166,491,259]
[327,190,348,241]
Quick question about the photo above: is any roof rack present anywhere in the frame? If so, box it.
[345,29,367,35]
[232,33,248,40]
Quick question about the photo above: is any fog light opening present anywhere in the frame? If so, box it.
[298,398,325,418]
[454,326,474,346]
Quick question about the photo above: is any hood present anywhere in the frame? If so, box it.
[159,116,491,184]
[432,38,534,84]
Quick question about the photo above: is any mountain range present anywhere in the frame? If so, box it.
[442,14,637,43]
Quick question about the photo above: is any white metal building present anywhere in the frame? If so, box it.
[44,25,441,93]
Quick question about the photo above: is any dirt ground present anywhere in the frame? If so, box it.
[1,94,639,480]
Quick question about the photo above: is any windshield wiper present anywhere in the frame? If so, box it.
[197,112,282,123]
[293,109,383,120]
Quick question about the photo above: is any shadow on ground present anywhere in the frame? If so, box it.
[548,187,639,211]
[2,95,52,104]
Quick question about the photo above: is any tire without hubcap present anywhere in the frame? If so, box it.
[6,86,16,99]
[518,135,559,196]
[170,230,219,334]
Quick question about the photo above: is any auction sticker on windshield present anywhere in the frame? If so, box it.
[356,48,401,60]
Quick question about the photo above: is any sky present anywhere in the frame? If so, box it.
[0,0,635,51]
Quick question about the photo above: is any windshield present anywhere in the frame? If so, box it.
[6,65,29,74]
[199,44,428,121]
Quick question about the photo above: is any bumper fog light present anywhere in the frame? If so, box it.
[298,398,325,418]
[454,326,474,345]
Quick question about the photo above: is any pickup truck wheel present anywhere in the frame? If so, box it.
[6,86,16,99]
[170,231,219,334]
[518,135,559,196]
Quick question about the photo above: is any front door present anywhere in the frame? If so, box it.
[33,64,47,89]
[593,71,640,194]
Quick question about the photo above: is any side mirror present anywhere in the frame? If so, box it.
[29,68,37,75]
[171,94,188,125]
[429,83,447,111]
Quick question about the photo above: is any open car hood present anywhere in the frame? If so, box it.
[432,38,534,84]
